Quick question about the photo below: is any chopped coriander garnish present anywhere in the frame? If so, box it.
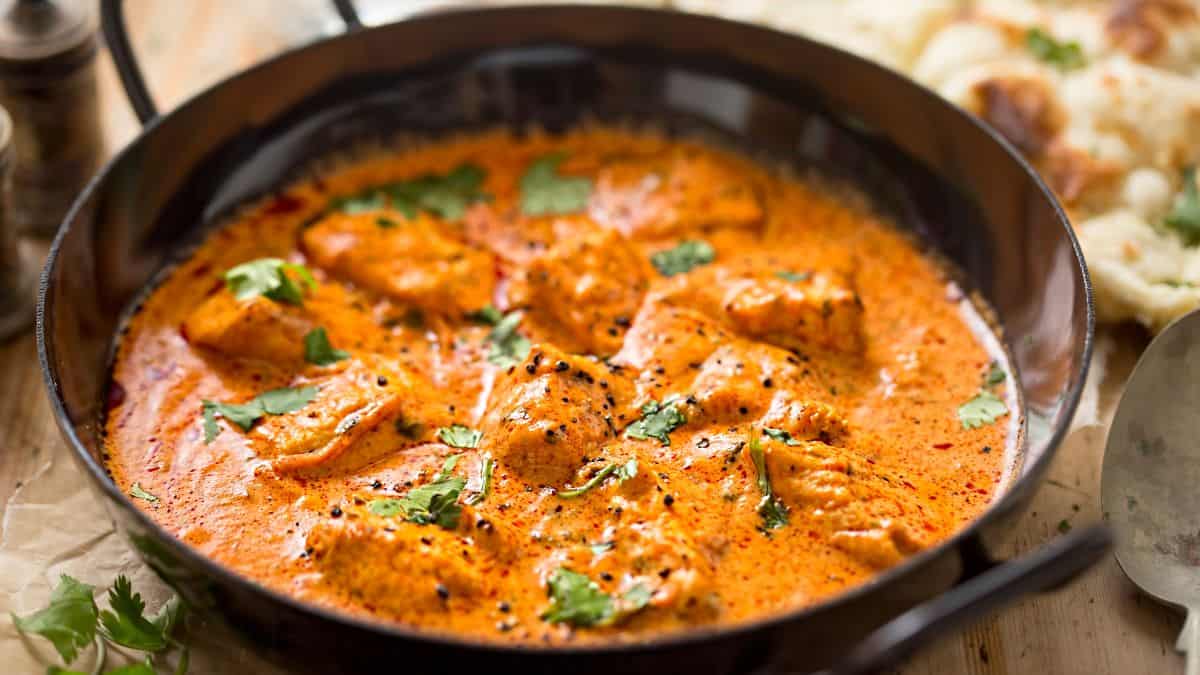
[985,361,1007,386]
[749,437,788,532]
[776,270,811,282]
[224,258,316,305]
[486,310,531,368]
[1025,27,1085,70]
[557,459,637,499]
[466,304,503,325]
[590,541,615,554]
[331,163,489,221]
[303,327,349,366]
[519,152,593,216]
[376,216,398,228]
[762,427,802,446]
[437,424,483,449]
[1164,166,1200,247]
[625,400,686,445]
[465,452,494,506]
[202,385,318,443]
[129,483,158,503]
[540,568,650,627]
[958,390,1008,429]
[369,455,465,529]
[650,240,715,276]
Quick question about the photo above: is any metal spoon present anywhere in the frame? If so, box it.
[1103,310,1200,675]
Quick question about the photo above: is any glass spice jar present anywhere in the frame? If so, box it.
[0,0,103,238]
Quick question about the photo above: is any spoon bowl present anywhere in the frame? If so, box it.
[1103,310,1200,674]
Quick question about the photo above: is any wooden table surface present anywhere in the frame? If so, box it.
[0,2,1186,673]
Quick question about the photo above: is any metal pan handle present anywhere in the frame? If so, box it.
[821,524,1111,674]
[98,0,363,125]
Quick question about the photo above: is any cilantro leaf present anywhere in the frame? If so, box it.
[762,427,802,446]
[613,458,638,481]
[465,453,494,506]
[1025,28,1085,70]
[558,458,637,498]
[201,385,318,442]
[367,499,404,517]
[129,483,158,503]
[650,240,715,276]
[437,424,482,449]
[106,664,158,675]
[303,327,349,366]
[520,153,593,216]
[486,311,531,368]
[985,361,1007,386]
[589,541,615,554]
[11,574,97,664]
[331,164,488,221]
[224,258,315,305]
[370,455,465,528]
[540,568,614,627]
[958,390,1008,429]
[776,270,811,282]
[749,437,788,532]
[625,400,686,445]
[98,576,168,652]
[1165,166,1200,247]
[466,305,503,325]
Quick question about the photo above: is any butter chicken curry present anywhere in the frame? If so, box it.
[105,128,1015,644]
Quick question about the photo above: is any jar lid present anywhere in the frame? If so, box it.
[0,0,94,62]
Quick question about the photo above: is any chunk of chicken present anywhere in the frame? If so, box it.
[759,439,946,568]
[301,211,494,316]
[610,302,730,387]
[183,293,312,363]
[479,345,635,486]
[507,228,651,355]
[590,150,764,239]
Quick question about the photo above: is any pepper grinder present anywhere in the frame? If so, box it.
[0,103,34,340]
[0,0,102,238]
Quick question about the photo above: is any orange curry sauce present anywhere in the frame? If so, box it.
[105,128,1013,644]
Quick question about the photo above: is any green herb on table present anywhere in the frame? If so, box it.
[486,311,531,369]
[224,258,315,305]
[557,459,638,499]
[11,574,97,664]
[1058,519,1072,533]
[303,327,349,366]
[958,390,1008,429]
[129,483,158,504]
[201,385,318,443]
[650,240,715,276]
[749,437,788,533]
[625,400,686,445]
[540,568,650,627]
[437,424,482,449]
[519,152,593,216]
[1025,27,1085,70]
[331,163,489,221]
[1164,166,1200,247]
[368,455,465,529]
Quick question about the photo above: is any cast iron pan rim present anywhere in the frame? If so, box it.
[37,3,1095,657]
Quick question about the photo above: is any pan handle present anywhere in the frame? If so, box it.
[98,0,363,125]
[819,524,1111,675]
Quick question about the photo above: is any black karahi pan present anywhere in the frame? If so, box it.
[38,2,1105,673]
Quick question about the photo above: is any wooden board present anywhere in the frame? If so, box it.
[0,2,1184,672]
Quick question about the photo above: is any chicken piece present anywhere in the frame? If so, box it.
[609,302,730,387]
[759,398,849,445]
[589,149,764,239]
[301,211,494,316]
[507,228,651,355]
[183,293,312,363]
[252,358,442,473]
[307,517,483,615]
[461,205,595,265]
[478,345,635,486]
[759,439,946,568]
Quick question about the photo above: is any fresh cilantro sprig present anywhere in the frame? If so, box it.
[224,258,315,305]
[1025,28,1085,70]
[331,163,489,221]
[540,568,650,627]
[1164,166,1200,247]
[958,391,1008,429]
[650,240,715,276]
[625,400,686,445]
[486,311,531,368]
[303,327,349,366]
[519,152,593,216]
[201,385,318,443]
[129,484,158,503]
[466,305,503,325]
[750,437,788,533]
[557,459,638,499]
[12,575,187,674]
[437,424,482,449]
[368,455,466,529]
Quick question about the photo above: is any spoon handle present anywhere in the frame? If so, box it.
[1179,609,1200,675]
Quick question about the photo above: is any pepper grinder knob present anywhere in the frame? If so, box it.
[0,103,33,340]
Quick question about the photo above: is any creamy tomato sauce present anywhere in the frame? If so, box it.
[105,128,1013,644]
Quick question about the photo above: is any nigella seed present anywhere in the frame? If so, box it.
[697,437,710,448]
[525,363,537,374]
[555,360,569,372]
[330,506,343,518]
[762,378,773,388]
[376,375,388,386]
[371,479,382,489]
[498,601,512,613]
[436,583,450,600]
[600,572,614,582]
[663,494,675,507]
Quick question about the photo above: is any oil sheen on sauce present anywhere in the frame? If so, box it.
[104,128,1013,645]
